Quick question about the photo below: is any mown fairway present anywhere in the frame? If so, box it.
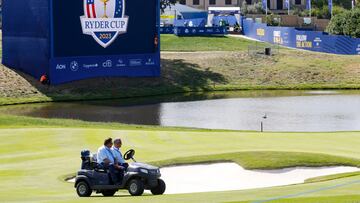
[160,35,264,51]
[0,115,360,202]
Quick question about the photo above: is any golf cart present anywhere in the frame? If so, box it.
[74,149,166,197]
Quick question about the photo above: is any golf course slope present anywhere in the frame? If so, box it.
[1,34,360,202]
[0,115,360,202]
[1,35,360,106]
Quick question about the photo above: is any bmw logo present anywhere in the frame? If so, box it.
[70,61,79,72]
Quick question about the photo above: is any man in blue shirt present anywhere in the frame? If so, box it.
[111,138,128,182]
[97,137,124,184]
[112,138,129,166]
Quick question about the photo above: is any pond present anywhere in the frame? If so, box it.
[1,90,360,132]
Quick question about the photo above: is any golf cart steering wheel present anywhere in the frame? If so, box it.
[124,149,135,160]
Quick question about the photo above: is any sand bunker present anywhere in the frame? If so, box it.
[161,163,359,194]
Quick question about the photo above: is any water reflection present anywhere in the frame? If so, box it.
[1,90,359,132]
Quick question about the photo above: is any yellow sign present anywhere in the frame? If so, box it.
[161,15,175,19]
[273,31,283,44]
[273,36,283,44]
[296,35,312,48]
[296,41,312,48]
[256,29,265,36]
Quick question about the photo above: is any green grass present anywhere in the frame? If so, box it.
[151,151,360,170]
[305,171,360,183]
[0,114,239,132]
[235,195,360,203]
[1,33,360,202]
[160,34,266,51]
[1,115,360,202]
[1,35,360,106]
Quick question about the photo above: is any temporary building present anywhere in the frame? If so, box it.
[162,3,207,21]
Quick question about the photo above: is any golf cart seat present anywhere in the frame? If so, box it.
[80,150,106,172]
[91,153,108,172]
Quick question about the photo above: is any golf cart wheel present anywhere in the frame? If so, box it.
[76,181,92,197]
[128,179,144,196]
[151,179,166,195]
[102,190,116,196]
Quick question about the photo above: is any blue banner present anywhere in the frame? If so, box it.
[174,18,207,27]
[306,0,311,10]
[285,0,290,9]
[174,27,227,36]
[50,54,160,84]
[242,19,360,55]
[2,0,161,85]
[328,0,333,14]
[160,26,175,34]
[262,0,267,10]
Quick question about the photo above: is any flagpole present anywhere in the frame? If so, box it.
[288,0,290,15]
[266,2,268,16]
[265,0,268,25]
[329,0,333,18]
[285,0,289,15]
[263,0,268,23]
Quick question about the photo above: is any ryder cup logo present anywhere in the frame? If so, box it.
[80,0,129,48]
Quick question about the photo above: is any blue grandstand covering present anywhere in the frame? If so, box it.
[2,0,161,85]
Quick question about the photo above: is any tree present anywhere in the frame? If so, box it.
[326,8,360,38]
[325,11,348,35]
[343,8,360,38]
[160,0,177,13]
[266,14,281,26]
[313,0,352,10]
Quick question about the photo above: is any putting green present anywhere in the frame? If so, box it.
[0,115,360,202]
